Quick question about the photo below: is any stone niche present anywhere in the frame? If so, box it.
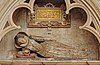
[0,0,99,60]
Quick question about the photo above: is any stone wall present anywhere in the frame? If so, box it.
[0,8,99,60]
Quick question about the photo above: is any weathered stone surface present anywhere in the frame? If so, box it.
[0,8,99,60]
[0,0,99,61]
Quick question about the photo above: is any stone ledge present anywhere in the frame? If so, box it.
[0,60,100,65]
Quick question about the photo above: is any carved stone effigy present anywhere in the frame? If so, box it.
[14,32,90,58]
[14,32,74,58]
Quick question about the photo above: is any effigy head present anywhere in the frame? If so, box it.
[14,32,29,48]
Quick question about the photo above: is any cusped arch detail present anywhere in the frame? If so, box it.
[67,2,100,43]
[9,3,32,28]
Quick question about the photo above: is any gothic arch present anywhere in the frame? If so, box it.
[0,0,99,43]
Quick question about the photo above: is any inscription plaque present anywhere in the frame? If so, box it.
[27,3,71,28]
[36,7,62,21]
